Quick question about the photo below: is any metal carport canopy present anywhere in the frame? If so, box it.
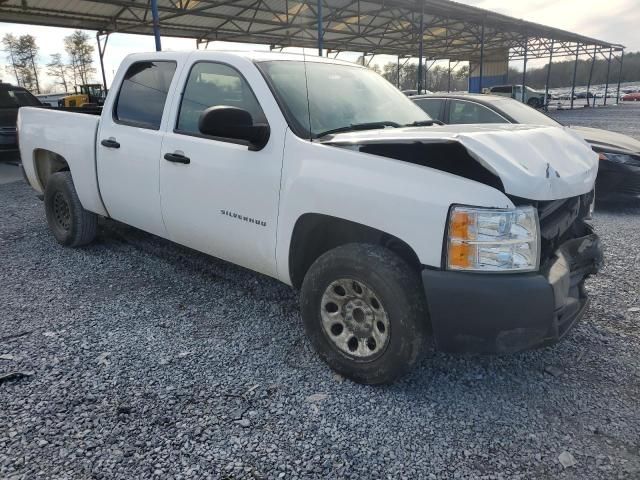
[0,0,624,60]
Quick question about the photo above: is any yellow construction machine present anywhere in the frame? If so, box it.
[58,84,105,108]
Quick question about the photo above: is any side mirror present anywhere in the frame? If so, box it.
[198,106,270,151]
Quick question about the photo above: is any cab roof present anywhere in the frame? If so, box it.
[124,50,363,68]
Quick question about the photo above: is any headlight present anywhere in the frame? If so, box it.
[446,205,540,272]
[598,151,640,166]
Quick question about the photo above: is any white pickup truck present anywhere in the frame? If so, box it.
[18,51,602,384]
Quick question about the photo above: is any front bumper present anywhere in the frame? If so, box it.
[422,229,603,354]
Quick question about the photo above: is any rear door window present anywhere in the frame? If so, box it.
[490,86,512,94]
[0,88,39,108]
[448,100,508,124]
[114,61,177,130]
[413,98,444,121]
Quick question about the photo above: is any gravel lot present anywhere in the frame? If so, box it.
[549,103,640,141]
[1,107,640,479]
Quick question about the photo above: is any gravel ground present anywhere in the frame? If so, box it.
[549,103,640,141]
[1,182,639,479]
[2,112,640,478]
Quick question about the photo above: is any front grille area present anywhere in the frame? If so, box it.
[511,191,594,265]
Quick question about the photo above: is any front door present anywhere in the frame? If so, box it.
[97,60,178,238]
[160,60,284,278]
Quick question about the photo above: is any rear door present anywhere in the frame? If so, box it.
[97,59,180,237]
[446,99,510,124]
[159,56,287,278]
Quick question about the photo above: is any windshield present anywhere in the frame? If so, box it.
[257,60,431,138]
[0,87,41,108]
[494,98,559,127]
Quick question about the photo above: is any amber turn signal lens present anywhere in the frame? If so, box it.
[448,241,474,269]
[449,210,473,239]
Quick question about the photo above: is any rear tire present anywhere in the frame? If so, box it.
[300,243,429,384]
[44,171,97,247]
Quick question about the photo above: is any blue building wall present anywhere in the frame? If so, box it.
[468,50,509,93]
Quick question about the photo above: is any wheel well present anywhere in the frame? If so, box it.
[33,149,69,190]
[288,213,421,288]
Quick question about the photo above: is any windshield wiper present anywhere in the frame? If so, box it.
[316,121,401,138]
[404,119,444,127]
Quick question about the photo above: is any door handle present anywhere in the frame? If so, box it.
[164,152,190,164]
[100,138,120,149]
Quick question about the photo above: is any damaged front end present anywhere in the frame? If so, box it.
[422,190,603,354]
[323,125,602,354]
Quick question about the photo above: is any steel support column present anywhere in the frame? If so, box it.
[616,49,624,104]
[586,46,596,106]
[603,48,612,106]
[96,31,109,92]
[570,43,580,109]
[478,21,485,93]
[316,0,323,56]
[521,39,528,103]
[544,39,554,109]
[150,0,162,51]
[417,11,424,94]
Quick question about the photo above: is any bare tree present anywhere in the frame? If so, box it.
[47,53,70,93]
[64,30,95,87]
[2,33,22,86]
[15,35,41,93]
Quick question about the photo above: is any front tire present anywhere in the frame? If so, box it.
[300,243,429,384]
[44,171,97,247]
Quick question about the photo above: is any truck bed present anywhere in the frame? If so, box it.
[17,107,107,216]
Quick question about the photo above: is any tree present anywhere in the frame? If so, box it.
[2,34,21,86]
[379,61,469,92]
[64,30,95,87]
[455,65,469,80]
[507,52,640,88]
[2,34,41,92]
[47,53,70,93]
[16,34,41,93]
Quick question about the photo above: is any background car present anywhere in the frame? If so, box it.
[402,89,432,96]
[485,84,547,108]
[0,82,42,161]
[622,92,640,101]
[411,93,640,199]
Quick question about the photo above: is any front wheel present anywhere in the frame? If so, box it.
[300,243,429,384]
[44,171,97,247]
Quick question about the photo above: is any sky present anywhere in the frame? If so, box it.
[0,0,636,92]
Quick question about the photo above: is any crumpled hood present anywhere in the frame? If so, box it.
[569,125,640,154]
[323,123,598,201]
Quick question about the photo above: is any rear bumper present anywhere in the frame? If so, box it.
[422,229,602,354]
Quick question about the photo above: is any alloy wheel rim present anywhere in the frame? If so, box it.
[320,278,390,360]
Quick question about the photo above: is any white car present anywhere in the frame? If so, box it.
[18,51,602,384]
[486,84,547,108]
